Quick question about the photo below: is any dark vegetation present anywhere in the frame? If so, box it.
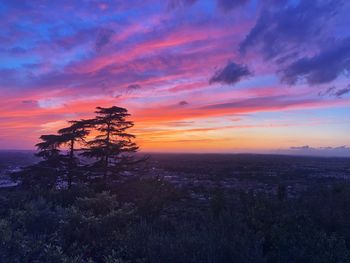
[1,106,350,262]
[12,106,142,190]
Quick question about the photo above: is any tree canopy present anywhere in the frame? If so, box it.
[12,106,141,189]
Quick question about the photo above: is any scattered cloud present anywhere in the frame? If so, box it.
[22,100,37,105]
[290,145,311,150]
[334,87,350,98]
[282,37,350,85]
[168,0,197,9]
[284,145,350,157]
[95,28,114,51]
[178,100,189,106]
[319,85,350,98]
[201,95,313,111]
[163,121,195,126]
[217,0,249,12]
[20,100,39,109]
[210,61,251,85]
[240,0,342,60]
[168,0,249,12]
[125,84,141,94]
[318,86,337,96]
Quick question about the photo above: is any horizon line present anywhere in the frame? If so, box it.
[1,149,349,158]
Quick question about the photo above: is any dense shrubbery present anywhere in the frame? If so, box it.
[2,181,350,262]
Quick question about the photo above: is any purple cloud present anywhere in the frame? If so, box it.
[217,0,249,12]
[319,85,350,98]
[124,84,141,95]
[210,61,251,85]
[201,95,314,111]
[168,0,197,9]
[318,86,336,96]
[286,145,350,157]
[95,28,114,51]
[168,0,249,11]
[178,100,189,106]
[290,145,311,150]
[334,87,350,97]
[282,37,350,85]
[240,0,343,60]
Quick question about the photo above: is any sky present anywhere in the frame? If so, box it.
[0,0,350,156]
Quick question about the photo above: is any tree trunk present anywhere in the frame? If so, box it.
[68,139,74,189]
[104,122,111,180]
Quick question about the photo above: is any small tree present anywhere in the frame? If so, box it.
[82,106,139,181]
[12,134,64,189]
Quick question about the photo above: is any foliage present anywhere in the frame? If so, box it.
[12,106,142,189]
[81,106,139,180]
[4,107,350,262]
[1,181,350,262]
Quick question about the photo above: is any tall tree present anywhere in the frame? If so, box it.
[58,119,91,188]
[82,106,139,180]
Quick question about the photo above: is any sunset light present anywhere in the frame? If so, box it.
[1,1,349,156]
[2,2,350,262]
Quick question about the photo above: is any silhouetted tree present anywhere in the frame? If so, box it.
[58,119,91,188]
[82,106,139,181]
[12,134,64,189]
[12,106,142,188]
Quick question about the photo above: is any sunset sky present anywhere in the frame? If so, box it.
[0,0,350,155]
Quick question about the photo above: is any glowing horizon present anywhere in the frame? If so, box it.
[0,0,349,156]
